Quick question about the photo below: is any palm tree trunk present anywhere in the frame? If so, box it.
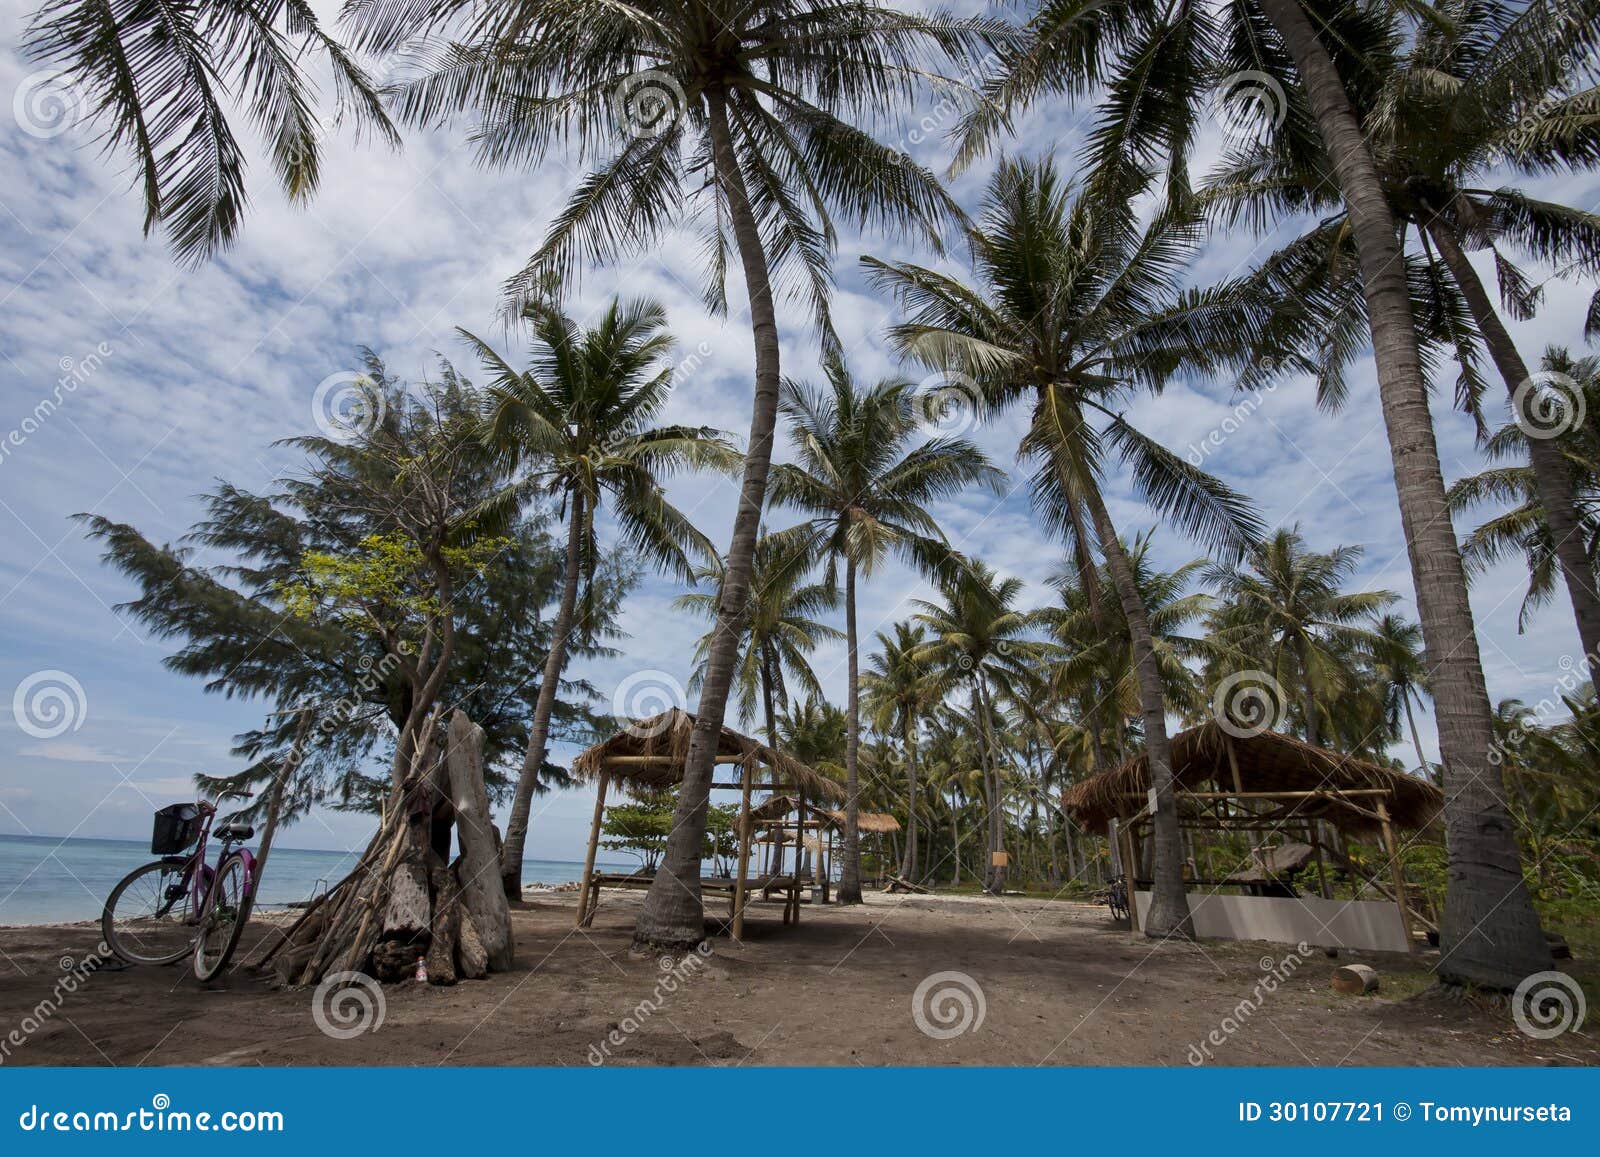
[838,558,865,903]
[1082,486,1191,937]
[973,678,1005,893]
[899,712,920,881]
[1401,689,1436,785]
[635,87,781,948]
[1296,636,1319,749]
[1426,215,1600,694]
[1068,498,1113,775]
[500,490,585,899]
[760,645,779,750]
[1257,0,1548,986]
[950,790,962,886]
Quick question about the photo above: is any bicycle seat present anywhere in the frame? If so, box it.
[215,822,254,842]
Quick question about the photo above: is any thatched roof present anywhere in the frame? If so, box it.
[746,794,901,833]
[1061,722,1442,834]
[571,709,845,802]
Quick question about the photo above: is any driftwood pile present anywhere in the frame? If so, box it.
[260,710,514,987]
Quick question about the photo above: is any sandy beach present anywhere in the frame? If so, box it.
[2,890,1591,1067]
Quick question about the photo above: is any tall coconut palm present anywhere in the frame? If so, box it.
[1204,528,1395,749]
[675,528,844,745]
[20,0,396,264]
[912,562,1049,893]
[1368,612,1436,782]
[769,363,1003,902]
[467,293,738,898]
[976,0,1559,985]
[861,621,941,882]
[347,0,1005,946]
[1448,349,1600,633]
[1043,536,1213,745]
[867,157,1264,933]
[1203,0,1600,689]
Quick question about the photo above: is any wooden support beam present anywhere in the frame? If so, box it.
[732,756,755,941]
[1377,799,1417,951]
[575,769,610,928]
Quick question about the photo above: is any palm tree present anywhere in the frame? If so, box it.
[769,362,1003,902]
[912,562,1049,893]
[867,157,1263,933]
[675,528,843,745]
[1448,349,1600,633]
[861,622,941,882]
[1203,0,1600,689]
[1369,612,1435,782]
[467,293,738,898]
[977,0,1558,985]
[1043,537,1212,748]
[1204,528,1395,749]
[21,0,396,264]
[346,0,1003,946]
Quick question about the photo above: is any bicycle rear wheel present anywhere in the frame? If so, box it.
[193,853,252,981]
[102,860,198,965]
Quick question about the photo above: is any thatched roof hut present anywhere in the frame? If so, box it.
[1061,722,1442,835]
[747,793,901,833]
[571,708,845,802]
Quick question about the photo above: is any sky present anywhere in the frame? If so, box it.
[2,2,1596,886]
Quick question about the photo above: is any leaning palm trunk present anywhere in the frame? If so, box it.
[1257,0,1548,986]
[636,89,782,947]
[899,713,920,881]
[838,560,865,903]
[501,491,585,899]
[1084,487,1191,937]
[1402,689,1436,785]
[1425,215,1600,694]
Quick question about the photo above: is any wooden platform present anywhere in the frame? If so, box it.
[580,872,805,930]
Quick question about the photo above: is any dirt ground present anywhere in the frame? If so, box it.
[1,889,1593,1066]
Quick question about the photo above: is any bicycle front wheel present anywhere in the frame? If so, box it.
[102,860,198,965]
[193,853,252,981]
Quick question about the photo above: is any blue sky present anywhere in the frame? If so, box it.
[2,2,1596,883]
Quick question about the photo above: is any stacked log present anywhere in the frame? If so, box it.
[260,709,515,988]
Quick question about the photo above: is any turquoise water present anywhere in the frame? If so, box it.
[0,833,628,926]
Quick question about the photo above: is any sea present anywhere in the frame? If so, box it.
[0,833,631,926]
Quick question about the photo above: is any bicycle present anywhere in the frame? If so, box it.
[101,794,260,980]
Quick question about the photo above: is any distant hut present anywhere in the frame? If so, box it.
[570,709,844,937]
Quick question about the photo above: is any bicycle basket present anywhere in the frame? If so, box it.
[151,803,202,855]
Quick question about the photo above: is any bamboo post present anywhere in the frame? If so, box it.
[1376,799,1417,952]
[1222,734,1261,852]
[1308,822,1332,899]
[792,791,805,925]
[575,768,610,928]
[1120,821,1141,938]
[732,756,755,940]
